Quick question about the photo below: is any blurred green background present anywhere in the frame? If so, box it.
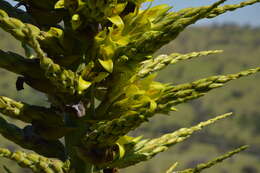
[1,24,260,173]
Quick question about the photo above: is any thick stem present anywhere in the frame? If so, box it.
[103,168,119,173]
[64,109,93,173]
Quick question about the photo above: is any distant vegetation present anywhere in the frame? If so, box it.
[1,24,260,173]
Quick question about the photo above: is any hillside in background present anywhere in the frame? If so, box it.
[1,25,260,173]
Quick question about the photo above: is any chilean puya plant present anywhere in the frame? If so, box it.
[0,0,259,173]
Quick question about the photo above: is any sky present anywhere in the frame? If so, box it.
[144,0,260,26]
[6,0,260,26]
